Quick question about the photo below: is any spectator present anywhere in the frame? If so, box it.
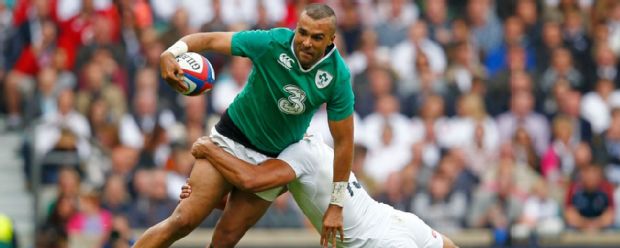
[581,79,620,134]
[76,61,127,124]
[103,215,136,248]
[497,91,550,155]
[67,188,113,246]
[573,142,594,180]
[485,16,535,76]
[536,21,564,73]
[101,175,132,215]
[4,19,59,128]
[413,171,467,234]
[409,95,447,169]
[445,41,486,95]
[255,193,304,228]
[486,47,530,116]
[354,66,396,118]
[165,143,194,200]
[362,95,412,185]
[565,165,615,231]
[391,20,447,95]
[127,169,177,228]
[440,94,499,155]
[561,10,592,75]
[469,160,523,245]
[512,127,540,173]
[556,90,593,144]
[159,8,192,49]
[347,29,390,79]
[181,94,208,135]
[333,0,362,55]
[541,115,579,184]
[151,0,214,30]
[24,67,61,123]
[589,45,620,88]
[35,89,91,168]
[512,180,564,240]
[375,172,414,211]
[373,0,419,47]
[39,194,76,248]
[422,0,452,46]
[212,57,251,115]
[466,0,503,55]
[118,89,175,151]
[599,108,620,185]
[515,0,542,43]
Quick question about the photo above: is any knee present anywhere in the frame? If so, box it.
[168,212,199,237]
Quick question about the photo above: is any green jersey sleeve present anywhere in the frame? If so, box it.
[231,30,273,59]
[326,76,355,121]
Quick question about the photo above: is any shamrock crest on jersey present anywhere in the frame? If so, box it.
[315,69,333,89]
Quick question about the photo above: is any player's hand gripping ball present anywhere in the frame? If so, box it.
[175,52,215,96]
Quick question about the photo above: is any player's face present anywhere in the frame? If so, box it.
[294,13,335,68]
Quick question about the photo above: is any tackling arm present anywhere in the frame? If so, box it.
[193,138,296,193]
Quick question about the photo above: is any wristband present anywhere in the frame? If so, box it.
[329,181,348,207]
[166,40,188,57]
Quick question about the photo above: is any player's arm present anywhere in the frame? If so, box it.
[329,115,354,184]
[321,114,353,247]
[191,137,296,193]
[160,32,234,92]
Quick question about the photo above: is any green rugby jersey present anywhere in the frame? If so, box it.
[228,28,354,154]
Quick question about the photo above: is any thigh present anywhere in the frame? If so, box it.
[211,188,273,246]
[175,159,232,225]
[209,128,284,202]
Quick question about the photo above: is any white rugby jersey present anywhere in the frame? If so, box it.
[279,134,395,247]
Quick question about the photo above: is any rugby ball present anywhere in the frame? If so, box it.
[175,52,215,96]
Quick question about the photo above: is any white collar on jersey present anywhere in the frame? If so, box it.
[290,40,337,73]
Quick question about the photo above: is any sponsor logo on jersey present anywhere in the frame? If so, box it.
[278,53,294,70]
[278,85,306,115]
[315,70,333,89]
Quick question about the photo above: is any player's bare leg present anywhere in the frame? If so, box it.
[133,159,232,248]
[209,188,272,248]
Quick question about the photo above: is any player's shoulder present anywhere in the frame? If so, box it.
[325,48,351,82]
[265,27,295,45]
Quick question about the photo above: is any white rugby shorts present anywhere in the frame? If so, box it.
[209,127,282,201]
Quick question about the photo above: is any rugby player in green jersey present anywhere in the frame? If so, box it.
[134,4,354,248]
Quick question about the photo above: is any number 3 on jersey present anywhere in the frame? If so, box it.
[278,85,306,115]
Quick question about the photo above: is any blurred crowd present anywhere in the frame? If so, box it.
[2,0,620,247]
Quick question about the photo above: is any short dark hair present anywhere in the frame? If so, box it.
[303,3,336,26]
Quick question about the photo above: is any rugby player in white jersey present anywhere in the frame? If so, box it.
[186,134,458,248]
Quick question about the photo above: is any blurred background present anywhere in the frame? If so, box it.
[1,0,620,247]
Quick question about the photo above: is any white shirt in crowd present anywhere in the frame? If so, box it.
[212,76,246,115]
[581,90,620,134]
[35,110,91,160]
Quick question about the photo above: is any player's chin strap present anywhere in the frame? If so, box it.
[329,181,348,207]
[166,40,188,57]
